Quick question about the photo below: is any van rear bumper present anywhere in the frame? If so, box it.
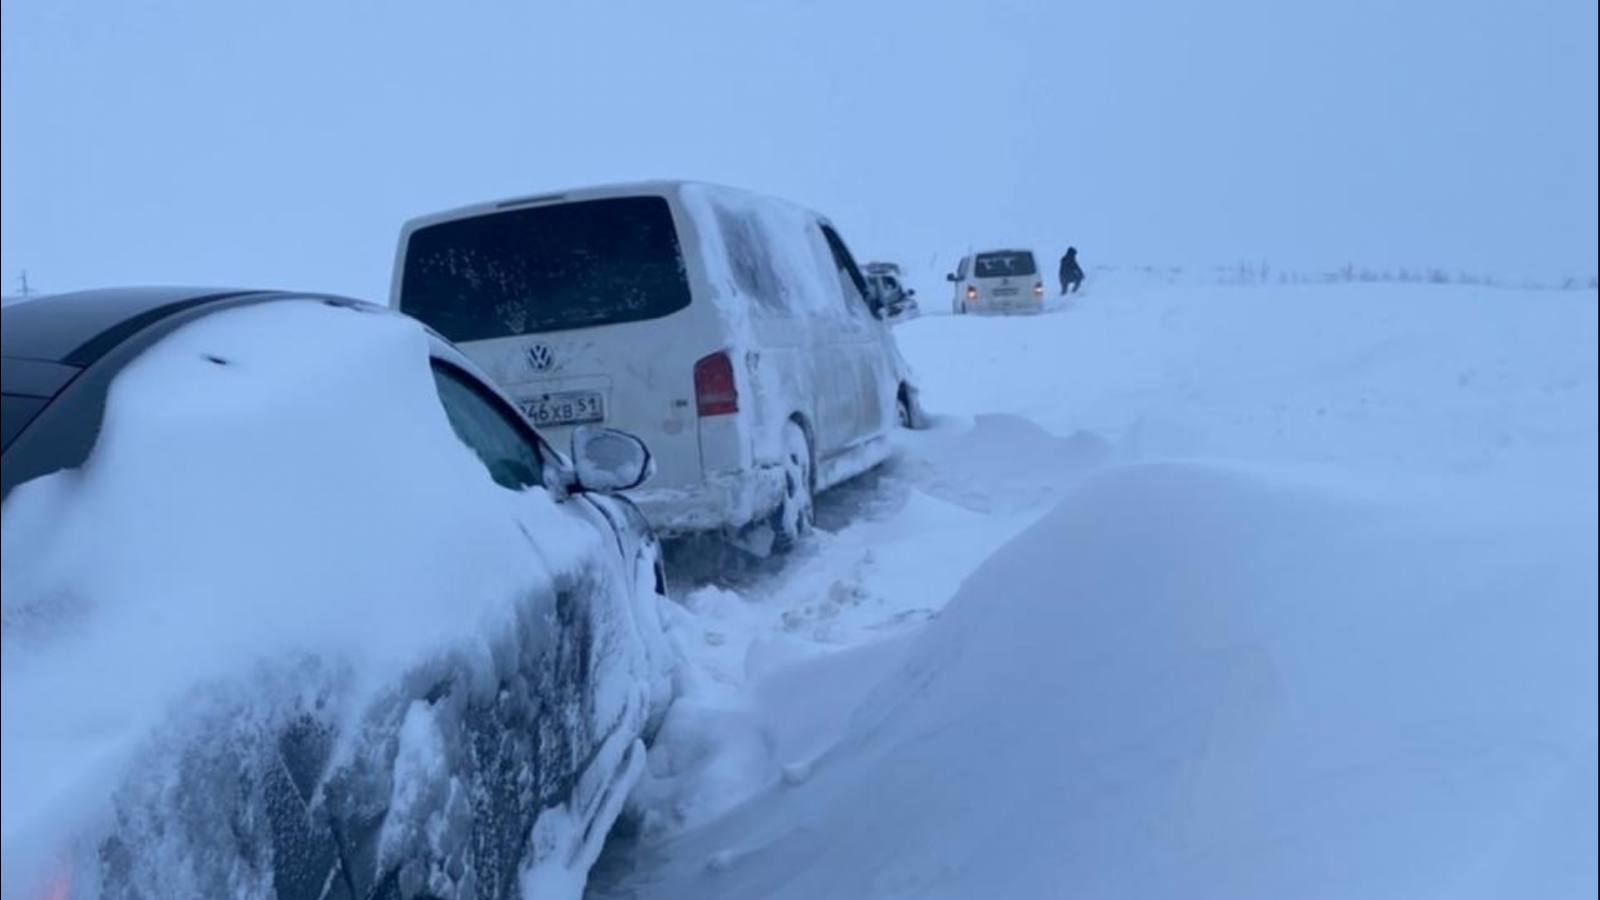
[971,297,1044,314]
[627,466,788,536]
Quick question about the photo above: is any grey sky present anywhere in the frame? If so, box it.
[3,0,1596,299]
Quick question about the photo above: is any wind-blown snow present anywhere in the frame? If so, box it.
[625,459,1597,899]
[601,274,1598,898]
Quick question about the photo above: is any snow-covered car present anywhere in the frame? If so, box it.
[1,288,680,900]
[861,263,920,321]
[947,249,1045,314]
[392,180,926,555]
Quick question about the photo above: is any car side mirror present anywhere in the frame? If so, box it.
[945,273,958,283]
[571,425,654,493]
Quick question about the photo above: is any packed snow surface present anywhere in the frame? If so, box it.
[601,274,1598,899]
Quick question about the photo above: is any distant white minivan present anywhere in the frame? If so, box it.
[392,181,923,552]
[948,248,1045,314]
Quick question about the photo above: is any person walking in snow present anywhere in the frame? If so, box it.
[1059,247,1085,295]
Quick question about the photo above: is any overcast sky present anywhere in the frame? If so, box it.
[3,0,1596,298]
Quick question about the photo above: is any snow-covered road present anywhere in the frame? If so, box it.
[591,274,1599,899]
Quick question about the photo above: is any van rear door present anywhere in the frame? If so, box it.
[395,195,708,491]
[970,250,1040,309]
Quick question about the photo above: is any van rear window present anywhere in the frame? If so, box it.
[399,196,692,341]
[973,252,1037,278]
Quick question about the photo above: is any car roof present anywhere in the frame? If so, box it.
[0,287,274,369]
[2,287,485,502]
[1,286,473,390]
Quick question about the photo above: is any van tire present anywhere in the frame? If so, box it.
[771,421,814,554]
[896,387,924,430]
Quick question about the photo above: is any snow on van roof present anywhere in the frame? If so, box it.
[678,183,847,322]
[399,181,831,232]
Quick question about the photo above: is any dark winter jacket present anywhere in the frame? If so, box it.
[1059,249,1084,282]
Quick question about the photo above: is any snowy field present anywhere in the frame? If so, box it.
[594,273,1599,898]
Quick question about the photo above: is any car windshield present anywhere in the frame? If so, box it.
[399,195,692,342]
[973,251,1037,278]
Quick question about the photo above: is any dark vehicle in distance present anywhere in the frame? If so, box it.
[861,262,919,320]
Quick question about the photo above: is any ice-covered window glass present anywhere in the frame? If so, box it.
[820,225,875,318]
[431,364,544,491]
[400,196,692,341]
[715,206,787,314]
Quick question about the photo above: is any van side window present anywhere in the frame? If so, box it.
[819,225,874,317]
[715,207,787,314]
[956,257,969,279]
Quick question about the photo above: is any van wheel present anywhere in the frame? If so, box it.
[895,388,923,430]
[771,421,814,554]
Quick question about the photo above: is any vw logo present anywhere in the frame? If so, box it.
[526,342,555,373]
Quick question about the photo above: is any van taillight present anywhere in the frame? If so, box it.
[36,864,71,900]
[694,351,738,416]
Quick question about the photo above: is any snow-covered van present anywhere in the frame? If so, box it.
[948,248,1045,314]
[392,181,923,552]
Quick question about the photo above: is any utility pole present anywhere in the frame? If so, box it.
[17,271,32,297]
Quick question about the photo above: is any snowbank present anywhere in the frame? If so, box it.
[625,411,1123,840]
[609,459,1597,899]
[603,276,1597,899]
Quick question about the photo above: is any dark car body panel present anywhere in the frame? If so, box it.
[0,288,265,366]
[1,357,80,397]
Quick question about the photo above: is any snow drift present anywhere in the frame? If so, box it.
[607,456,1598,899]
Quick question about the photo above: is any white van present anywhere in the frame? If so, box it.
[948,248,1045,314]
[391,181,923,552]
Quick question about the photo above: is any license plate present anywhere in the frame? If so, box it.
[992,287,1019,297]
[518,390,605,427]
